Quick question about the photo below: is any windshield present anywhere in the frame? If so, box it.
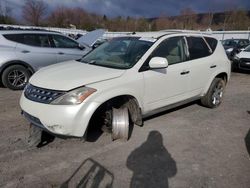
[81,37,153,69]
[222,39,238,47]
[244,45,250,52]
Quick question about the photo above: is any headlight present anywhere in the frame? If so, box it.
[51,87,96,105]
[233,55,240,60]
[226,48,233,52]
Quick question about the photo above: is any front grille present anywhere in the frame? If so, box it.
[240,58,250,69]
[24,84,65,104]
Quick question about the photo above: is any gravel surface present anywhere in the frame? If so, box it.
[0,72,249,188]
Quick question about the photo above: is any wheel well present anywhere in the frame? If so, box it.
[87,95,142,138]
[0,61,34,78]
[215,72,228,84]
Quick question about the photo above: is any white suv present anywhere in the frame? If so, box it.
[20,31,231,145]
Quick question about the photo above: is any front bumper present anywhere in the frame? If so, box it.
[232,58,250,71]
[20,92,100,137]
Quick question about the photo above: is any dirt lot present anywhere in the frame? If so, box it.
[0,72,250,188]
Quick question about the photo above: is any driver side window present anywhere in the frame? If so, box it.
[152,36,187,65]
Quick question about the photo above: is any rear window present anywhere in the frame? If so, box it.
[3,34,51,47]
[204,37,218,52]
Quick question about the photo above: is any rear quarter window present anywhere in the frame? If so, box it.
[204,37,218,52]
[186,37,211,60]
[3,34,23,43]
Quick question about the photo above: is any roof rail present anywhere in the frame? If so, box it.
[159,29,212,35]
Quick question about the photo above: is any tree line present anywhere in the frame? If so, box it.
[1,0,250,31]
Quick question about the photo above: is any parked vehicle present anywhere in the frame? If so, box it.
[0,30,104,90]
[232,45,250,71]
[20,31,231,146]
[221,39,250,60]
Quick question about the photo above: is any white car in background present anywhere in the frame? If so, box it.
[0,29,104,90]
[20,31,231,146]
[232,45,250,71]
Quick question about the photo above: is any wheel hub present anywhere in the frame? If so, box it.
[112,107,129,141]
[8,70,27,87]
[212,82,224,105]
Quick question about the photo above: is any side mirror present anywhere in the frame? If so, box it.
[149,57,168,69]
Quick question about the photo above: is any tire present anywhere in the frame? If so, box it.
[27,124,42,148]
[2,65,31,90]
[201,78,226,108]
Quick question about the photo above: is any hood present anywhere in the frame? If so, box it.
[237,51,250,59]
[77,29,105,47]
[29,61,125,91]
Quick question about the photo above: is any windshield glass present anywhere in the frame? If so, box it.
[81,37,153,69]
[244,45,250,52]
[222,39,238,47]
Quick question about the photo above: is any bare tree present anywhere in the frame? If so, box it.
[0,0,14,24]
[154,14,173,30]
[22,0,47,26]
[180,8,197,29]
[227,9,250,30]
[0,0,12,17]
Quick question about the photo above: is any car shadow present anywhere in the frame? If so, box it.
[61,158,114,188]
[127,131,177,188]
[37,131,55,148]
[245,128,250,156]
[144,101,197,121]
[245,111,250,156]
[232,69,250,74]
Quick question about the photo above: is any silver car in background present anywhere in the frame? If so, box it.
[0,30,96,90]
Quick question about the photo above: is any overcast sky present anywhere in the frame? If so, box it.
[4,0,250,18]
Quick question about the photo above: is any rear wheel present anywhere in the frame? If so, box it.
[2,65,31,90]
[201,78,226,108]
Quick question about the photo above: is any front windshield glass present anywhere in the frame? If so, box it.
[222,39,238,47]
[244,45,250,52]
[81,37,153,69]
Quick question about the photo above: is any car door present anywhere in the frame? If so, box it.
[49,34,86,63]
[142,36,191,111]
[185,36,216,96]
[14,33,57,71]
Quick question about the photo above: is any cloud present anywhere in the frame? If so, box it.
[5,0,250,18]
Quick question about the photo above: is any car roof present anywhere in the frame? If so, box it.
[0,30,60,35]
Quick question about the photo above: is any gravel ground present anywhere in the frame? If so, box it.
[0,72,249,188]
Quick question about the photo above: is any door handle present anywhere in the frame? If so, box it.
[21,50,30,53]
[180,71,190,75]
[58,52,64,55]
[210,65,217,68]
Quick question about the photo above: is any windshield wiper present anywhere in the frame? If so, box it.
[89,60,97,64]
